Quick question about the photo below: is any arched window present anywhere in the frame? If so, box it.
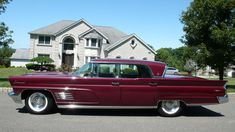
[63,37,75,50]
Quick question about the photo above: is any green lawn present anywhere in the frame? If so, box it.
[0,68,33,87]
[0,67,32,78]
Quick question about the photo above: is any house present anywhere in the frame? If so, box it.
[11,19,156,68]
[10,49,30,67]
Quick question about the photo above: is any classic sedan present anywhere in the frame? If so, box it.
[8,59,228,117]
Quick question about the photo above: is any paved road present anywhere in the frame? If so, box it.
[0,93,234,132]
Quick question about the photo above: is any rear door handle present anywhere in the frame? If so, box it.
[112,82,120,86]
[148,82,158,86]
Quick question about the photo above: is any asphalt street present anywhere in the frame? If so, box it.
[0,92,234,132]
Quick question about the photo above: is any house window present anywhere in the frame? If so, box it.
[98,39,101,47]
[85,56,99,64]
[86,38,89,47]
[64,44,74,50]
[38,36,51,44]
[85,38,101,48]
[63,37,75,50]
[91,38,97,47]
[38,54,50,57]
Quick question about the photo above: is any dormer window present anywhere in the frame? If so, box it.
[91,39,97,47]
[38,36,50,44]
[85,38,101,48]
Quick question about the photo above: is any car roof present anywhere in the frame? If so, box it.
[92,59,165,65]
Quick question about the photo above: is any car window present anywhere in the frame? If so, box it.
[120,64,152,78]
[73,63,92,77]
[93,63,118,78]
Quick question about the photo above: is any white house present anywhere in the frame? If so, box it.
[11,19,156,68]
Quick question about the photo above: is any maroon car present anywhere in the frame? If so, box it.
[8,59,228,117]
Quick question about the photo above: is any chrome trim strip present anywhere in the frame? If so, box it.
[8,91,22,104]
[217,94,229,104]
[57,105,157,109]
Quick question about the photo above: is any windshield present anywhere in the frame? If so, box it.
[72,63,92,77]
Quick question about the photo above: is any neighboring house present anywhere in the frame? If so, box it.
[11,19,156,68]
[10,49,30,67]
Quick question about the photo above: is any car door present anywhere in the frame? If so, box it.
[72,63,120,106]
[118,64,158,106]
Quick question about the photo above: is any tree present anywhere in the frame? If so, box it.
[31,56,54,71]
[156,48,184,70]
[181,0,235,80]
[0,0,14,67]
[31,56,54,65]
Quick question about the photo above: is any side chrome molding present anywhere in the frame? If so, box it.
[57,105,157,109]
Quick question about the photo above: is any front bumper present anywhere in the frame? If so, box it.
[217,94,229,104]
[8,91,22,104]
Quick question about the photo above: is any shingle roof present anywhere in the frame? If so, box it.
[29,20,75,35]
[11,49,30,60]
[93,26,127,44]
[29,19,127,45]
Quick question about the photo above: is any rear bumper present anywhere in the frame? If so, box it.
[8,91,22,104]
[217,94,229,104]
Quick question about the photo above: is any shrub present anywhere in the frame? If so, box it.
[26,63,40,70]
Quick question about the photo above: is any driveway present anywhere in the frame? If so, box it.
[0,92,234,132]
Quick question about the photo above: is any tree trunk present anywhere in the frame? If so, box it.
[218,66,224,80]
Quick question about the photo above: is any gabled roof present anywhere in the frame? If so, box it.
[11,49,30,60]
[29,19,93,36]
[105,34,156,54]
[78,28,109,40]
[29,20,75,36]
[94,26,127,44]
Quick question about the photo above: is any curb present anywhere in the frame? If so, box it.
[0,87,12,93]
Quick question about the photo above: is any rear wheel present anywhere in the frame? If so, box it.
[25,92,54,114]
[158,100,183,117]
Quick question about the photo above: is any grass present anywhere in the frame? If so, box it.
[0,67,33,87]
[0,67,32,78]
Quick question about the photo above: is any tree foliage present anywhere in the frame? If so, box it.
[181,0,235,80]
[31,56,54,65]
[0,46,15,66]
[0,0,14,67]
[0,0,11,14]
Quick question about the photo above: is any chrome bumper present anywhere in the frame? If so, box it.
[217,94,229,104]
[8,91,22,104]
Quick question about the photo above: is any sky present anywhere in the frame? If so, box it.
[1,0,192,50]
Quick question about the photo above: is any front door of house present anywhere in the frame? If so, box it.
[62,53,74,67]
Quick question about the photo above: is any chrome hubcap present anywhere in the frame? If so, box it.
[161,100,180,115]
[28,92,48,112]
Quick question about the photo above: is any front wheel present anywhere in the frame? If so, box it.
[25,92,54,114]
[158,100,183,117]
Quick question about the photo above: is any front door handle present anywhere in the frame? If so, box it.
[148,82,158,86]
[112,82,119,86]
